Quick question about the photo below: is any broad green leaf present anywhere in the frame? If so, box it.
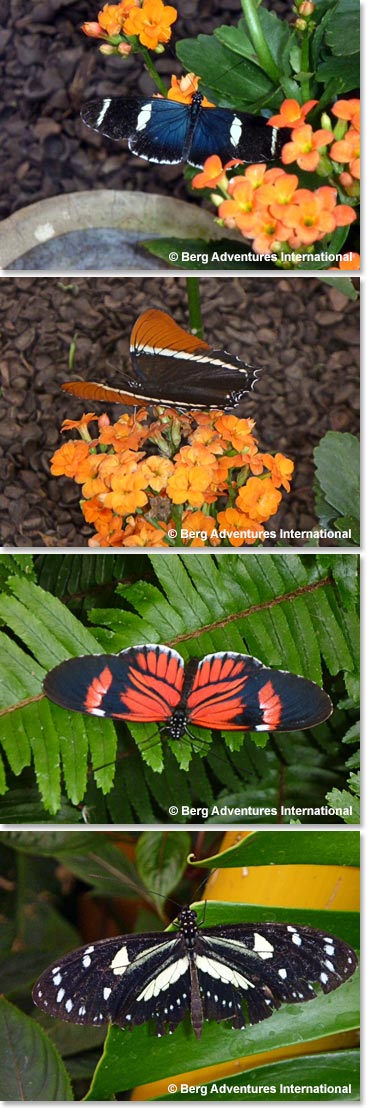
[160,1049,359,1099]
[175,35,275,106]
[195,830,359,869]
[325,10,359,54]
[314,433,360,521]
[136,831,191,910]
[315,54,360,90]
[0,998,72,1100]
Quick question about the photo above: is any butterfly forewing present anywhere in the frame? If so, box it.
[43,645,185,722]
[33,910,357,1038]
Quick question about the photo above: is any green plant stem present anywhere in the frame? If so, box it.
[299,31,311,101]
[240,0,281,84]
[186,278,203,338]
[138,46,168,95]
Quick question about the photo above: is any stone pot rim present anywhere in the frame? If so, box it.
[0,188,232,270]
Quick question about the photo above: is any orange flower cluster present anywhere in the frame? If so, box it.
[192,97,358,262]
[82,0,177,50]
[51,408,294,548]
[193,161,356,255]
[330,99,360,193]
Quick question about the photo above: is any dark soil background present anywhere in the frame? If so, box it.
[1,0,297,221]
[0,275,359,547]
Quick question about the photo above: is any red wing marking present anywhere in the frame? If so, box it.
[119,650,184,721]
[84,666,114,711]
[257,680,282,728]
[62,381,137,405]
[187,655,250,729]
[130,309,211,357]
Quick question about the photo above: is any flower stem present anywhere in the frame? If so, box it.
[186,278,204,338]
[240,0,281,85]
[299,31,311,101]
[138,46,168,95]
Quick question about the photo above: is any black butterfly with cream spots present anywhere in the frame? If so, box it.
[33,907,357,1039]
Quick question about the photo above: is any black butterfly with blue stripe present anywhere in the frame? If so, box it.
[81,91,290,168]
[33,906,357,1039]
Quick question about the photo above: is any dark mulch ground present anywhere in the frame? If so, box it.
[0,275,359,547]
[1,0,296,222]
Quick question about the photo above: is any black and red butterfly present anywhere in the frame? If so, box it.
[43,644,332,739]
[62,308,260,411]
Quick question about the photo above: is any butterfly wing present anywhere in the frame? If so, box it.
[81,97,192,164]
[43,644,184,723]
[189,108,289,167]
[32,930,191,1034]
[186,651,332,732]
[130,309,260,407]
[195,923,357,1027]
[62,380,139,405]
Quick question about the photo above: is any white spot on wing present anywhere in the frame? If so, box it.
[253,933,274,960]
[96,100,111,127]
[110,945,130,976]
[136,104,153,132]
[229,116,242,149]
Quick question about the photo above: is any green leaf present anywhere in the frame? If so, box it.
[318,277,359,300]
[0,997,73,1100]
[333,517,360,544]
[315,54,360,90]
[314,433,360,523]
[326,788,360,824]
[161,1050,359,1099]
[136,831,191,910]
[195,830,360,869]
[215,9,292,73]
[325,9,359,54]
[175,35,275,107]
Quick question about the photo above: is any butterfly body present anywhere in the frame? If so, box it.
[62,308,260,411]
[81,92,290,168]
[43,643,333,737]
[32,906,357,1039]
